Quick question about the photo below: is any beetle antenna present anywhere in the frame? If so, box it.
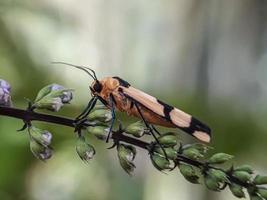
[51,61,98,81]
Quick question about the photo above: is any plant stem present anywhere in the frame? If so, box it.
[0,106,252,189]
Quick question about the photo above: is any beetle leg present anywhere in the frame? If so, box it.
[106,94,116,143]
[134,102,168,160]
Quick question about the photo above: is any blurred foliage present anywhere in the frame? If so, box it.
[0,1,267,200]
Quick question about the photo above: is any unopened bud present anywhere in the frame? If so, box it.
[76,137,95,162]
[29,126,52,146]
[235,165,254,174]
[258,188,267,199]
[254,175,267,185]
[232,170,252,183]
[125,121,148,138]
[88,109,112,123]
[178,163,199,184]
[30,139,53,161]
[183,143,211,155]
[249,194,263,200]
[0,79,12,107]
[229,183,245,198]
[154,147,177,160]
[157,132,178,147]
[87,126,109,140]
[204,175,220,191]
[150,153,171,171]
[182,148,203,160]
[34,84,73,111]
[117,144,136,175]
[208,153,234,164]
[207,169,228,183]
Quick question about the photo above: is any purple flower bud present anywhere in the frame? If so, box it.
[0,79,12,107]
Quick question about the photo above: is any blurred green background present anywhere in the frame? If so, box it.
[0,0,267,199]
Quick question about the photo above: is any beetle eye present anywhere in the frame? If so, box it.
[93,82,102,93]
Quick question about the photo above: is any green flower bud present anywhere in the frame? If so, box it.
[229,183,245,198]
[207,169,228,183]
[157,132,178,147]
[30,139,53,161]
[76,137,95,162]
[150,153,171,171]
[233,170,252,183]
[208,153,234,164]
[178,163,199,184]
[235,165,254,174]
[125,121,148,138]
[183,143,211,155]
[0,79,12,107]
[254,175,267,185]
[117,144,136,175]
[204,175,220,191]
[249,194,264,200]
[154,147,177,160]
[29,126,52,146]
[33,84,73,112]
[88,109,112,123]
[87,126,109,140]
[258,188,267,199]
[183,148,203,160]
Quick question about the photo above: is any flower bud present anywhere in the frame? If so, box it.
[258,188,267,199]
[154,147,177,160]
[183,143,211,155]
[235,165,254,174]
[87,109,112,123]
[30,139,53,161]
[34,84,73,111]
[87,126,109,140]
[29,126,52,146]
[178,163,199,184]
[76,137,95,162]
[249,194,263,200]
[207,169,228,183]
[0,79,12,107]
[150,153,171,171]
[229,183,245,198]
[117,144,136,175]
[208,153,234,164]
[232,170,252,183]
[157,132,178,147]
[125,121,148,138]
[182,148,203,160]
[254,175,267,185]
[204,175,220,191]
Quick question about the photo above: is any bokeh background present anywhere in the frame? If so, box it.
[0,0,267,199]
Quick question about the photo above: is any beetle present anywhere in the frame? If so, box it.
[53,62,211,145]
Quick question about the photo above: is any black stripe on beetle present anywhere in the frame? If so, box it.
[157,99,174,121]
[179,117,211,135]
[113,77,131,88]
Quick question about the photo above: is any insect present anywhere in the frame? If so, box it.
[53,62,211,145]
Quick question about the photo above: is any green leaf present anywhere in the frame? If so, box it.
[208,153,234,164]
